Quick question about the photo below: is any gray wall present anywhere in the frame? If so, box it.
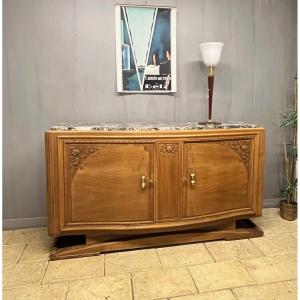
[3,0,297,229]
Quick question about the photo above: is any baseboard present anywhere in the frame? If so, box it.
[3,217,47,230]
[2,198,282,230]
[263,198,282,208]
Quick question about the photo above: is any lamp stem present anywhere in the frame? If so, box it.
[208,66,215,122]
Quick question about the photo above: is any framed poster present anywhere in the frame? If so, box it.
[115,5,176,93]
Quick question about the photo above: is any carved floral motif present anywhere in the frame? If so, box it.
[185,144,192,151]
[69,145,100,177]
[219,140,251,166]
[160,143,179,155]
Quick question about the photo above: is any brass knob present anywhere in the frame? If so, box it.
[141,175,146,189]
[190,173,196,186]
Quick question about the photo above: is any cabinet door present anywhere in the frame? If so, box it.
[63,143,154,225]
[182,139,254,219]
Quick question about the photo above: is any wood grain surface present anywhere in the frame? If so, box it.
[46,128,264,236]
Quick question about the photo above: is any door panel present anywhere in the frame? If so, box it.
[183,140,253,219]
[64,143,154,224]
[157,143,181,221]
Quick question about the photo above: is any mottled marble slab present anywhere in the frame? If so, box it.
[50,121,259,131]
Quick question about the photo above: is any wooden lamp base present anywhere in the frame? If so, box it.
[50,219,263,260]
[200,68,220,125]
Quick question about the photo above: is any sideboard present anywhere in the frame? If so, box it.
[46,122,265,260]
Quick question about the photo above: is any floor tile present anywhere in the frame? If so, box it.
[261,208,282,220]
[3,282,68,300]
[3,244,26,265]
[205,239,263,261]
[241,253,297,284]
[3,230,14,244]
[19,241,54,262]
[105,249,161,275]
[2,222,298,299]
[250,234,296,256]
[250,216,264,222]
[169,289,236,299]
[4,228,53,245]
[288,280,297,291]
[67,274,132,300]
[157,243,214,269]
[188,260,255,292]
[43,255,104,283]
[3,261,48,288]
[232,281,296,299]
[253,219,296,236]
[132,267,197,300]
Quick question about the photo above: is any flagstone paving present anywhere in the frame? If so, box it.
[2,208,297,299]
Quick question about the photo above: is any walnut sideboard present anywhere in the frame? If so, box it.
[46,122,265,260]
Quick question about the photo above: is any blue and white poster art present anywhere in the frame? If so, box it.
[115,5,176,93]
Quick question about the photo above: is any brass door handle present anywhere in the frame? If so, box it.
[141,175,146,189]
[190,173,196,186]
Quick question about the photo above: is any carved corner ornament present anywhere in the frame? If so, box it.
[220,140,251,167]
[160,143,179,155]
[144,145,151,151]
[69,145,100,178]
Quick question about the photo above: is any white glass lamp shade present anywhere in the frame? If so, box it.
[199,42,224,67]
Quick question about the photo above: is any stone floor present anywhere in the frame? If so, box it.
[2,208,297,300]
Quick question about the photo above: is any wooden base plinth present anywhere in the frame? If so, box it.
[50,219,263,260]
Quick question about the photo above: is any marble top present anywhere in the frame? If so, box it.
[50,121,259,131]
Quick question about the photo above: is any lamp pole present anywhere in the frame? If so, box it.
[208,66,215,122]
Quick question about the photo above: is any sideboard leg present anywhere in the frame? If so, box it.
[50,219,263,260]
[50,244,102,260]
[86,235,114,245]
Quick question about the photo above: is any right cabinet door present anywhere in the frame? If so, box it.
[182,139,255,219]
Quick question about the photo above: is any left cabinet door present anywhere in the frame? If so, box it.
[61,142,154,227]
